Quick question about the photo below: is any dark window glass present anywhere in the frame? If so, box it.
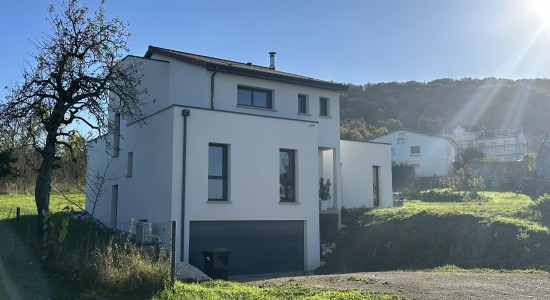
[208,144,228,201]
[320,97,329,116]
[237,86,272,109]
[298,94,308,114]
[410,146,421,155]
[237,89,252,106]
[279,149,296,202]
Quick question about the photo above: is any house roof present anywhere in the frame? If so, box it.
[369,128,457,145]
[144,46,348,92]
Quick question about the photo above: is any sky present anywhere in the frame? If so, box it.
[2,0,550,100]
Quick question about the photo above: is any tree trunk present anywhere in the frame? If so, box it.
[35,132,57,239]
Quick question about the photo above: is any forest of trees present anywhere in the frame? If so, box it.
[340,78,550,152]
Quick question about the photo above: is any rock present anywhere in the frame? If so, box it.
[175,262,210,281]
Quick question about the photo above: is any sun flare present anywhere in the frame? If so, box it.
[529,0,550,27]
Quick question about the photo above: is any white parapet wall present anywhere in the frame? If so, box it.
[340,140,393,208]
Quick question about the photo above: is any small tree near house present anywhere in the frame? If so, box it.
[0,0,147,236]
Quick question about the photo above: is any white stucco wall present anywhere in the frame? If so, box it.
[172,107,321,271]
[340,140,393,208]
[86,53,348,272]
[371,130,455,177]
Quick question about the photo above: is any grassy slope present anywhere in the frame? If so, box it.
[322,191,550,273]
[0,193,395,300]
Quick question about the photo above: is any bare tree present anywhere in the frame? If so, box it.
[0,0,147,234]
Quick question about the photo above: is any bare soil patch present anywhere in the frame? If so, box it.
[238,271,550,300]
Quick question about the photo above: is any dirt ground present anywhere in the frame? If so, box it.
[237,271,550,300]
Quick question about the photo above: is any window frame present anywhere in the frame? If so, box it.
[113,113,121,157]
[127,151,133,177]
[410,146,421,156]
[319,97,330,117]
[208,143,229,201]
[237,85,273,109]
[397,137,404,144]
[298,94,309,114]
[279,149,297,203]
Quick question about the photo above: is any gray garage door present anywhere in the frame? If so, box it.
[189,220,304,275]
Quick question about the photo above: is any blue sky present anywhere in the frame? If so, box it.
[2,0,550,100]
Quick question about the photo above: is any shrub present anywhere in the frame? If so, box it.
[532,194,550,225]
[89,238,170,297]
[320,213,338,239]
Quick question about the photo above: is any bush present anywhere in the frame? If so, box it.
[320,213,338,240]
[532,194,550,225]
[89,238,169,297]
[409,189,464,202]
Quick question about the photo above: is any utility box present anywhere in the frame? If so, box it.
[201,248,231,280]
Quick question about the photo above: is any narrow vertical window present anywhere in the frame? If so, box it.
[113,113,121,157]
[127,152,133,177]
[319,97,329,117]
[279,149,296,202]
[373,166,380,207]
[208,144,228,201]
[111,185,118,225]
[298,94,308,114]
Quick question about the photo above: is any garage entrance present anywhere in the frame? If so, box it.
[189,220,305,275]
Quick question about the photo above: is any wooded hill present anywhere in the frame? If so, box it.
[340,78,550,150]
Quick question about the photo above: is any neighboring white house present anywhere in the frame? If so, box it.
[370,129,456,177]
[442,126,527,162]
[86,46,389,276]
[340,140,393,208]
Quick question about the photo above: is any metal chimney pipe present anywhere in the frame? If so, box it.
[269,52,276,70]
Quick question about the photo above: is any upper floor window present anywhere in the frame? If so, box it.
[208,143,229,201]
[410,146,421,156]
[237,86,272,109]
[397,138,404,144]
[113,113,121,157]
[492,142,497,152]
[298,94,308,114]
[504,141,510,151]
[319,97,329,116]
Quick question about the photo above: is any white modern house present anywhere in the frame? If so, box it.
[370,129,456,177]
[340,140,393,208]
[86,46,391,276]
[443,126,527,162]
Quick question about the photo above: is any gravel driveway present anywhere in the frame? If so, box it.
[239,271,550,300]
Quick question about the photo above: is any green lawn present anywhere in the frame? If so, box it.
[363,191,547,232]
[0,192,85,217]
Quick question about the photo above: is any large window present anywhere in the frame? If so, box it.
[237,86,273,109]
[298,94,308,114]
[279,149,296,202]
[208,144,228,201]
[319,97,329,116]
[410,146,421,156]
